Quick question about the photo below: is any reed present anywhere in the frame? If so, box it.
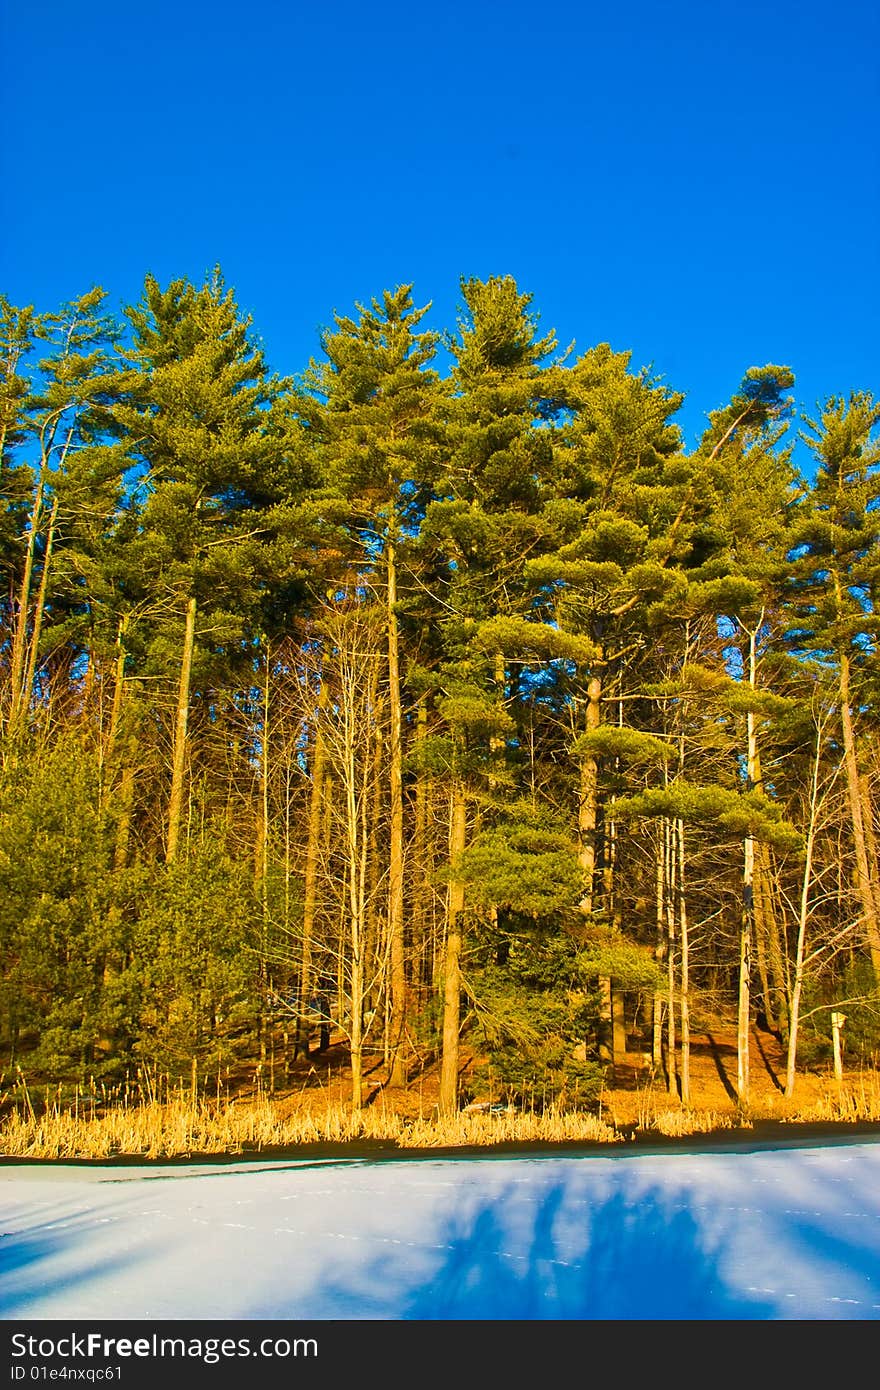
[627,1066,880,1136]
[0,1093,619,1160]
[2,1066,878,1161]
[403,1106,620,1149]
[641,1106,739,1137]
[781,1071,880,1125]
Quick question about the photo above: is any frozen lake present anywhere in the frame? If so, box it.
[2,1137,880,1321]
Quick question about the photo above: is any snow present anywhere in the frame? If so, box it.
[2,1139,880,1321]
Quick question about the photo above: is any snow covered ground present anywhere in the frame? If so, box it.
[2,1138,879,1321]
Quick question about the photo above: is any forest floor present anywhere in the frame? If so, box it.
[263,1018,880,1140]
[5,1019,880,1160]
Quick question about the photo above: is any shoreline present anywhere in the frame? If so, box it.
[3,1115,880,1170]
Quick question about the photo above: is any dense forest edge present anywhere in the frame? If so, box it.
[1,270,879,1159]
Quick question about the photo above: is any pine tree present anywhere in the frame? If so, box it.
[0,296,39,599]
[108,268,291,863]
[0,736,123,1075]
[300,285,443,1085]
[421,274,576,1112]
[2,289,122,746]
[787,393,880,981]
[512,342,687,1075]
[675,364,799,1104]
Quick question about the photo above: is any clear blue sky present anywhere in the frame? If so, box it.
[2,0,877,468]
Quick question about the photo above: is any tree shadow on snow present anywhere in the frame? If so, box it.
[299,1177,778,1320]
[401,1182,776,1320]
[0,1207,153,1319]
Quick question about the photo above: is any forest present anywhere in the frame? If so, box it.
[1,269,878,1127]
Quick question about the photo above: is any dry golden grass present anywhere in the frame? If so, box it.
[0,1094,624,1161]
[638,1105,740,1137]
[607,1065,880,1137]
[780,1070,880,1124]
[402,1106,620,1149]
[2,1058,878,1161]
[0,1098,401,1160]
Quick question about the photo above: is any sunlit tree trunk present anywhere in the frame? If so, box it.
[103,614,130,792]
[653,824,666,1070]
[577,668,614,1065]
[20,494,59,725]
[8,404,79,740]
[7,476,45,738]
[297,682,327,1059]
[341,661,367,1110]
[839,652,880,979]
[859,774,880,908]
[257,647,271,1067]
[412,700,430,1003]
[577,671,602,914]
[386,540,407,1084]
[736,621,763,1109]
[750,740,787,1037]
[602,696,624,930]
[112,735,138,873]
[365,721,383,1047]
[754,840,788,1036]
[676,817,690,1104]
[664,818,677,1097]
[439,779,466,1116]
[166,594,196,863]
[738,810,754,1110]
[785,715,827,1097]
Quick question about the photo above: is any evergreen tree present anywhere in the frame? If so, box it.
[0,296,39,601]
[787,393,880,980]
[2,289,123,746]
[300,285,443,1084]
[658,364,799,1102]
[421,275,579,1112]
[108,268,292,863]
[0,736,124,1076]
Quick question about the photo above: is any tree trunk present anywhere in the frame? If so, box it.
[7,474,45,738]
[858,772,880,909]
[439,780,466,1116]
[365,723,383,1044]
[166,594,197,863]
[737,622,762,1109]
[611,986,627,1065]
[597,976,613,1068]
[755,841,789,1037]
[112,735,139,873]
[8,410,73,739]
[737,867,752,1112]
[257,649,271,1065]
[386,541,407,1084]
[785,719,824,1097]
[349,942,364,1112]
[752,862,774,1032]
[258,648,271,906]
[652,825,666,1069]
[750,743,787,1037]
[602,696,624,927]
[103,615,130,793]
[20,494,59,723]
[665,818,677,1097]
[577,669,615,1070]
[676,817,690,1105]
[412,700,430,1002]
[297,684,327,1059]
[577,671,602,914]
[343,683,367,1112]
[839,653,880,979]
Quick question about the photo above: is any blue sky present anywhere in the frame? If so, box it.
[2,0,877,469]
